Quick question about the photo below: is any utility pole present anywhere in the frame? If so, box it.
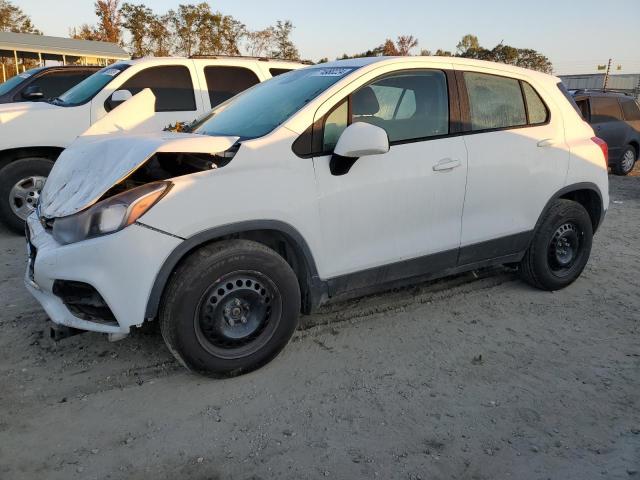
[602,58,612,90]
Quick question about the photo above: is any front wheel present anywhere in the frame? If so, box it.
[520,199,593,291]
[611,145,637,176]
[0,158,53,234]
[160,240,301,378]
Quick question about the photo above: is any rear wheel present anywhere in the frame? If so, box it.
[160,240,301,377]
[611,145,636,176]
[520,199,593,291]
[0,158,53,234]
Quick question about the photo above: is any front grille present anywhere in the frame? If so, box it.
[52,280,118,326]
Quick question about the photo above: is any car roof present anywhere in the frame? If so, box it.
[121,56,308,69]
[317,56,560,82]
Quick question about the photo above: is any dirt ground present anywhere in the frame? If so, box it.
[0,169,638,480]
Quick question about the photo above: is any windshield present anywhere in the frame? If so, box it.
[56,63,130,106]
[0,67,45,96]
[193,66,359,139]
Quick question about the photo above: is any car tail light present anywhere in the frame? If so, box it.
[591,137,608,167]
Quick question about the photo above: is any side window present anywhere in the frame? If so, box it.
[19,70,93,100]
[119,65,196,112]
[522,82,548,124]
[322,100,348,152]
[621,98,640,121]
[269,68,292,77]
[204,66,260,108]
[591,97,623,123]
[463,72,526,131]
[351,70,449,143]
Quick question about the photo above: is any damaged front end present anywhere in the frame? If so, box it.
[38,132,240,245]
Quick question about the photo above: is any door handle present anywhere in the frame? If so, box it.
[537,138,557,148]
[433,158,461,171]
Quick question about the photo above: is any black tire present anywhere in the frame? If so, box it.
[611,145,637,176]
[520,199,593,291]
[160,239,301,378]
[0,158,53,234]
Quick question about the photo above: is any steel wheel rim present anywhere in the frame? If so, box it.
[547,222,584,277]
[194,270,282,359]
[621,149,635,172]
[9,175,46,220]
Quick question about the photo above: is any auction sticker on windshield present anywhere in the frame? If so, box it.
[312,68,354,77]
[102,69,122,77]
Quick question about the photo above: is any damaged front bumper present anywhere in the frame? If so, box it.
[25,213,182,336]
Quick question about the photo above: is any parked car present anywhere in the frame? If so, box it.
[0,56,305,233]
[26,57,609,377]
[0,65,100,104]
[571,90,640,175]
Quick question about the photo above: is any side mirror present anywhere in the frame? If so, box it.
[106,89,133,111]
[334,122,389,158]
[21,85,44,100]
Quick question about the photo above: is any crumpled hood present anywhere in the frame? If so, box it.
[40,131,239,218]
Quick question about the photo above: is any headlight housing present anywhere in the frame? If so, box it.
[52,181,171,245]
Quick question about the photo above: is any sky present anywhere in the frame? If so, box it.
[16,0,640,75]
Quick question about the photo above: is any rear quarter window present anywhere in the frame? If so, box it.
[591,97,623,123]
[621,98,640,121]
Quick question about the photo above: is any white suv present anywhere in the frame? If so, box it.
[26,57,609,377]
[0,56,304,232]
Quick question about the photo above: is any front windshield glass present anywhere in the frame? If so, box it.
[56,63,130,106]
[0,67,45,96]
[193,66,359,140]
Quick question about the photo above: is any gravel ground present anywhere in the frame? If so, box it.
[0,168,638,480]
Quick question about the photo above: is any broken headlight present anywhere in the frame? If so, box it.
[52,181,171,245]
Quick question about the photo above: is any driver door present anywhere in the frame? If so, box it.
[312,69,468,290]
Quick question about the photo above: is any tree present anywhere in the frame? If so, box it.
[395,35,418,56]
[456,34,480,55]
[148,13,173,56]
[434,49,453,57]
[419,49,432,56]
[69,24,102,41]
[121,3,154,57]
[246,27,275,57]
[94,0,122,43]
[0,0,40,33]
[218,15,246,56]
[451,34,554,73]
[515,48,553,74]
[382,39,398,56]
[270,20,299,60]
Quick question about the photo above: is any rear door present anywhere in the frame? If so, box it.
[590,96,626,160]
[456,70,569,263]
[201,65,261,110]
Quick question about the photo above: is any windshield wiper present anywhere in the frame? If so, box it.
[47,97,65,106]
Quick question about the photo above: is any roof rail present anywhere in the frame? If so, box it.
[188,54,314,65]
[572,88,634,96]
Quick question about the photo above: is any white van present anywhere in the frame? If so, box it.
[0,56,305,232]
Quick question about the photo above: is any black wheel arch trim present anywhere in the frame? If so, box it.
[144,220,323,319]
[534,182,605,235]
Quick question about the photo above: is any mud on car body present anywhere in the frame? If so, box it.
[26,57,609,377]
